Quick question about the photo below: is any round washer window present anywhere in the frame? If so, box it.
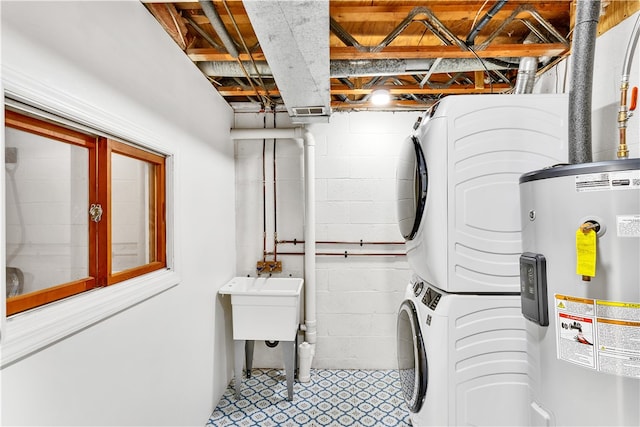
[396,136,428,240]
[396,300,428,413]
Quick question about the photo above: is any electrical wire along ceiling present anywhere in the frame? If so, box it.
[144,0,572,120]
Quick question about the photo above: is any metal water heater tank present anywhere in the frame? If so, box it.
[519,159,640,426]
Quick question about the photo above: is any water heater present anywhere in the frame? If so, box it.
[519,159,640,426]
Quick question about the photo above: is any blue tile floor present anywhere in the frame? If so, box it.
[207,369,411,426]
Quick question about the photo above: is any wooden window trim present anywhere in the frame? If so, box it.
[5,110,96,148]
[105,138,167,285]
[7,278,97,317]
[5,110,167,315]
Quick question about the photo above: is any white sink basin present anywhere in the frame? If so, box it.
[219,277,303,341]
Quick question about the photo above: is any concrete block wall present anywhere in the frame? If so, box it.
[234,111,417,369]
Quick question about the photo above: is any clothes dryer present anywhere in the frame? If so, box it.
[397,275,529,426]
[396,94,568,293]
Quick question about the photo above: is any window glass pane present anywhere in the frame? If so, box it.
[5,127,89,298]
[111,152,155,273]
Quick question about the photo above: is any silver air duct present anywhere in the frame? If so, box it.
[514,33,541,94]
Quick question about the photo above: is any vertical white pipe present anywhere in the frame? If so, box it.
[299,128,317,345]
[229,126,317,346]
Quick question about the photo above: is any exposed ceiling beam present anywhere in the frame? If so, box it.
[217,83,512,97]
[329,3,570,21]
[187,48,265,61]
[146,3,194,50]
[330,100,435,109]
[330,44,569,60]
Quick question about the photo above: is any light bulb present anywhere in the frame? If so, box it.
[371,89,391,105]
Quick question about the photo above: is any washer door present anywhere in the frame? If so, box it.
[397,299,428,413]
[396,135,428,241]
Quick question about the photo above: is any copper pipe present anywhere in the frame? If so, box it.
[261,117,267,262]
[272,112,278,262]
[275,251,405,257]
[618,81,630,159]
[277,239,405,245]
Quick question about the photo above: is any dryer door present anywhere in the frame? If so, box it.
[397,299,428,413]
[396,136,428,241]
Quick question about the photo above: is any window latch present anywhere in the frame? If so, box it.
[89,204,103,223]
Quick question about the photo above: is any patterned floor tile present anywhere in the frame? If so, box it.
[206,369,411,426]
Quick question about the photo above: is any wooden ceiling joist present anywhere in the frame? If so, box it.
[218,83,512,97]
[330,44,569,60]
[329,3,570,22]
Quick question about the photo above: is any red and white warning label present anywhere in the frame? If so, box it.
[555,294,640,379]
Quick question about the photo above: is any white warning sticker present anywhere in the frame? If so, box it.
[617,215,640,237]
[575,170,640,192]
[555,294,640,379]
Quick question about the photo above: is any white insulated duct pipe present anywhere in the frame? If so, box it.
[229,127,317,380]
[568,0,601,164]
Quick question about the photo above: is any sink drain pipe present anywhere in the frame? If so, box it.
[230,126,317,382]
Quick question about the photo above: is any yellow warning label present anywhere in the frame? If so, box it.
[576,228,596,277]
[597,300,640,309]
[558,301,566,309]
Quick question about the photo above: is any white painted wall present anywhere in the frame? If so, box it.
[234,111,415,369]
[2,1,638,424]
[1,2,235,426]
[535,11,640,160]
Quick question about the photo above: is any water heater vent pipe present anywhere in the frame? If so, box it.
[568,0,601,164]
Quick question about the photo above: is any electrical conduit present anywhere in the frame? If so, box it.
[229,127,317,382]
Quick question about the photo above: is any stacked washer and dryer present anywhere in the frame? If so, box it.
[395,94,570,426]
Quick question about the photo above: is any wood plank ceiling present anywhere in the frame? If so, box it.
[144,0,572,113]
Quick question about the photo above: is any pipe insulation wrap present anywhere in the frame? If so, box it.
[568,0,601,164]
[198,0,239,59]
[199,58,521,79]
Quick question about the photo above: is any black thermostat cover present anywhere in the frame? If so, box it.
[520,252,549,327]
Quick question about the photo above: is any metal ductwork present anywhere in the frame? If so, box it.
[568,0,601,164]
[198,61,272,78]
[514,33,541,94]
[330,58,517,78]
[242,0,330,123]
[198,57,520,79]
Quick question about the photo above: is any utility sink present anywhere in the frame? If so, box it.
[219,277,303,341]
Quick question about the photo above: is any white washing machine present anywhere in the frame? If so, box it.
[397,275,529,426]
[396,94,569,293]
